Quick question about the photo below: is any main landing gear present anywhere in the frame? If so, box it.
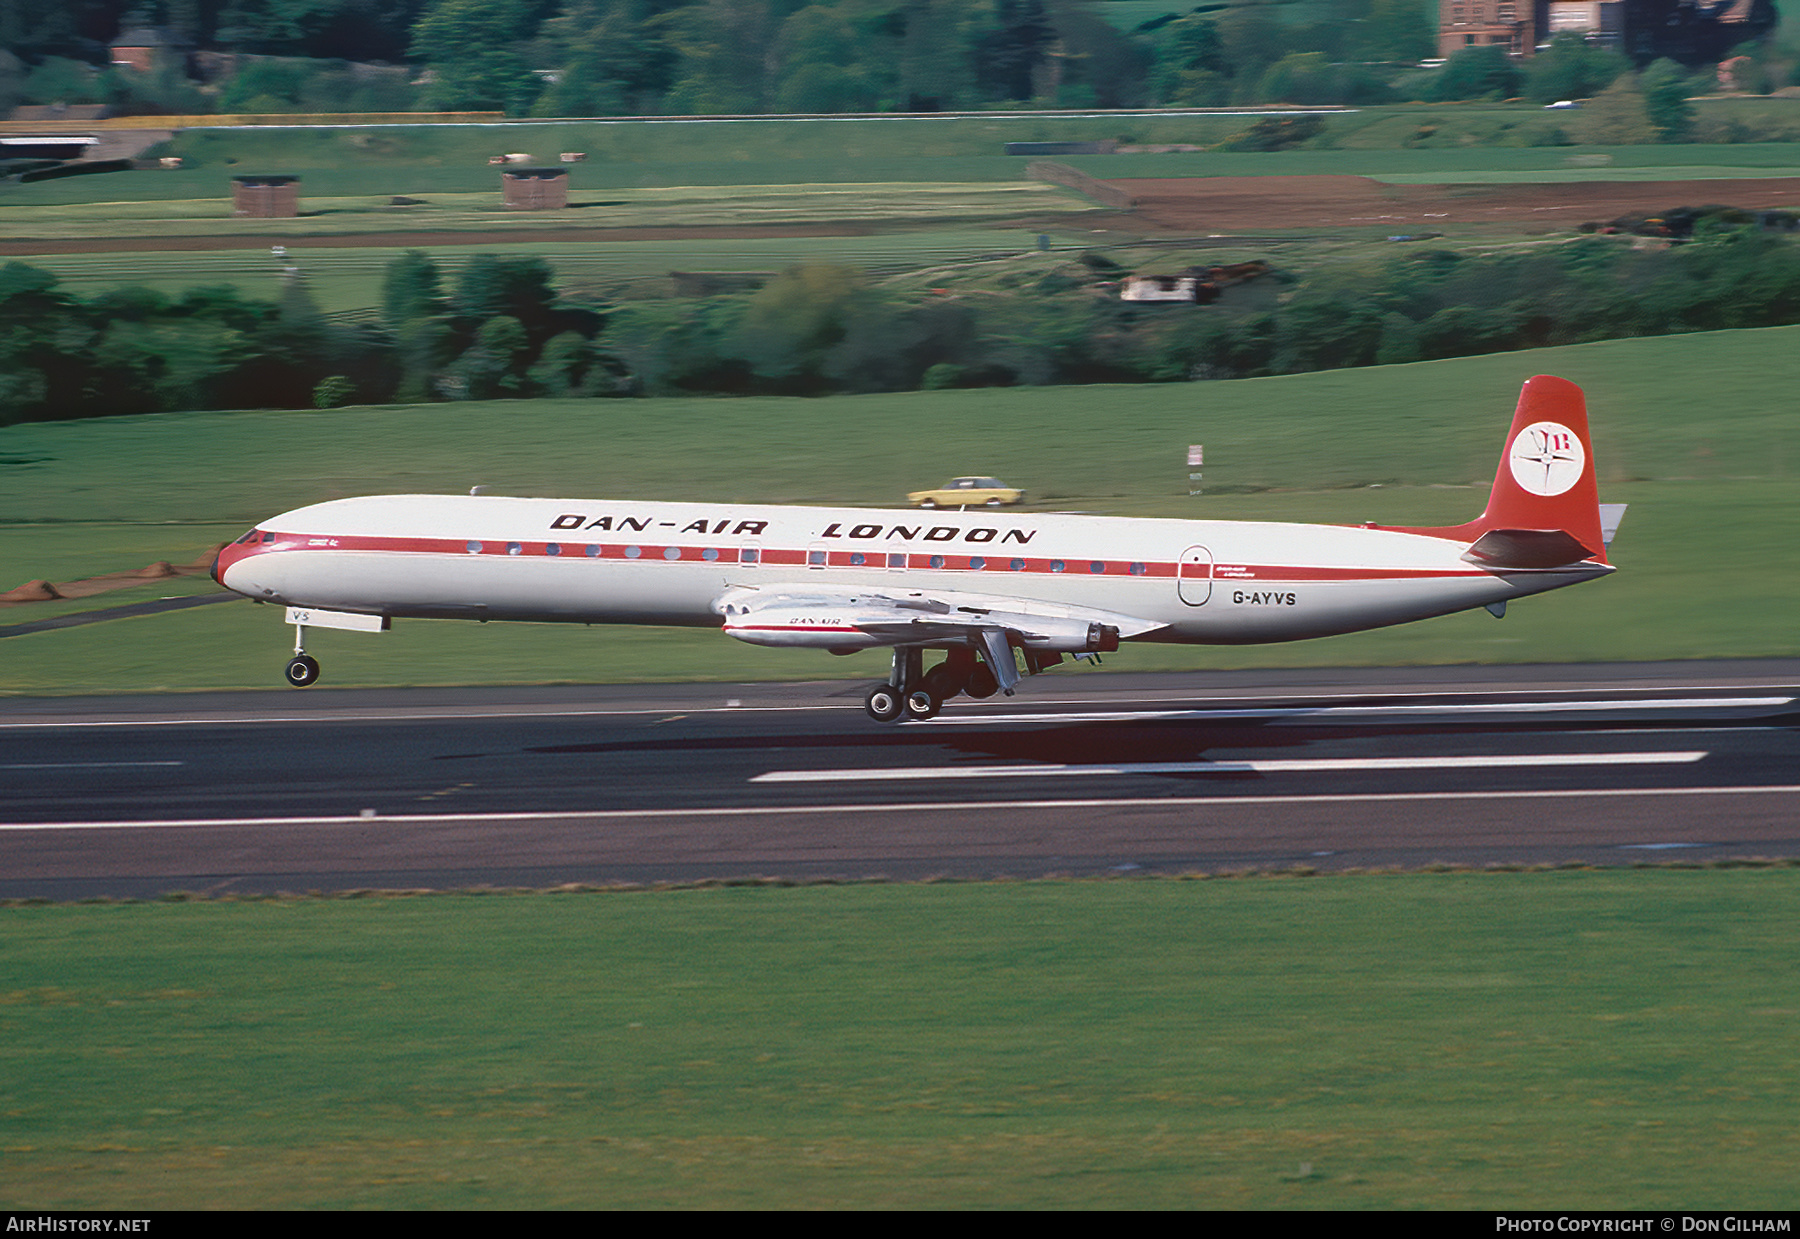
[863,646,1001,723]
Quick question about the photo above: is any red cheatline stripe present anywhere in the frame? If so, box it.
[234,532,1485,583]
[724,625,862,634]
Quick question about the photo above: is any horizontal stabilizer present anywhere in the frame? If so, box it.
[1462,528,1600,571]
[1599,503,1628,547]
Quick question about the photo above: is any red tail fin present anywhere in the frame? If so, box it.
[1411,375,1606,566]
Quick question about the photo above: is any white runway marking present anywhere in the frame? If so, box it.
[1,783,1794,832]
[2,762,183,770]
[750,751,1709,784]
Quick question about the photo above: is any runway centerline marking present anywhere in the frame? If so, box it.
[750,751,1709,783]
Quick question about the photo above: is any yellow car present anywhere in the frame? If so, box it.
[907,477,1025,509]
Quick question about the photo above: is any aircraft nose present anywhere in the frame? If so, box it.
[212,537,257,594]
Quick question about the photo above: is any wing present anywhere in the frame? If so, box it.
[713,583,1167,692]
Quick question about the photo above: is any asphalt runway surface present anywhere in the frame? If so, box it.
[3,659,1796,899]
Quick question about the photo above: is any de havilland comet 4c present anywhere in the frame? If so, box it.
[214,375,1623,722]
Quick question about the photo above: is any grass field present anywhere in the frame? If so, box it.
[8,106,1800,212]
[3,870,1795,1209]
[9,230,1085,313]
[0,181,1088,244]
[3,327,1796,694]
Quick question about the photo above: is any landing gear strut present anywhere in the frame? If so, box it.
[285,621,320,687]
[862,645,999,723]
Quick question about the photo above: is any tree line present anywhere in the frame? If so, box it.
[5,0,1709,119]
[596,223,1800,394]
[0,252,607,423]
[5,219,1799,423]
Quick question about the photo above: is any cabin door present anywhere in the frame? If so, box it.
[1177,545,1213,606]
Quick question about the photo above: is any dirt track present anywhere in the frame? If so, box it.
[1108,174,1800,233]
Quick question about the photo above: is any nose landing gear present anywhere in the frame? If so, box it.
[274,608,386,687]
[286,617,319,687]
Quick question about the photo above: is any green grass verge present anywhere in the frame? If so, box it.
[7,229,1071,313]
[0,181,1083,244]
[2,326,1796,693]
[2,871,1796,1208]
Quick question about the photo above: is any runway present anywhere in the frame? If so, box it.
[2,660,1796,898]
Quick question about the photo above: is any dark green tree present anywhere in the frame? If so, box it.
[531,0,678,117]
[1640,59,1697,141]
[453,254,556,330]
[1155,14,1229,106]
[659,0,778,114]
[1357,0,1434,63]
[382,250,446,332]
[896,0,987,111]
[771,3,886,113]
[1426,45,1523,101]
[1525,32,1628,103]
[411,0,541,113]
[730,264,869,391]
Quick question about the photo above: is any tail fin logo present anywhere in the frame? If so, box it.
[1508,421,1585,497]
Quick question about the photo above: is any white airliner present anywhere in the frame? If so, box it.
[214,375,1621,722]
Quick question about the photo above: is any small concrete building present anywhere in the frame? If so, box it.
[232,174,300,218]
[502,167,568,210]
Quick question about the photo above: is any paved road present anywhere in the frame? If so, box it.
[2,661,1795,898]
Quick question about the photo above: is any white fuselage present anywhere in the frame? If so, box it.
[216,494,1609,646]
